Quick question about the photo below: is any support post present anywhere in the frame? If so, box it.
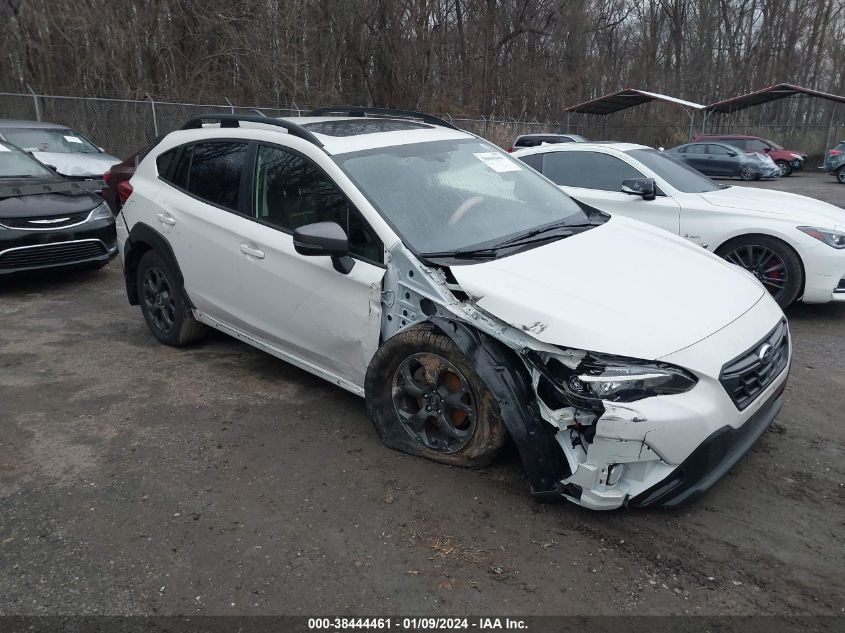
[145,93,159,137]
[224,97,235,114]
[26,84,41,121]
[823,103,837,168]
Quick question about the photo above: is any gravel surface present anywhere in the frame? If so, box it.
[1,174,843,616]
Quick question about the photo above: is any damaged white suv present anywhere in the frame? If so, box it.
[116,109,790,510]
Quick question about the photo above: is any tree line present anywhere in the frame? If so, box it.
[3,0,843,125]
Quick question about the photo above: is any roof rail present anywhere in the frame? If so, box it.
[307,106,459,131]
[179,113,324,148]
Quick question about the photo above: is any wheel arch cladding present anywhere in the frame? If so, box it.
[124,223,190,307]
[425,316,567,496]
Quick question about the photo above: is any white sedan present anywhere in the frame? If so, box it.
[515,142,845,307]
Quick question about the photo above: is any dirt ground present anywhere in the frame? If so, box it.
[1,172,843,617]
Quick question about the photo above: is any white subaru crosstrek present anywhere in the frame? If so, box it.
[514,142,845,307]
[116,109,790,511]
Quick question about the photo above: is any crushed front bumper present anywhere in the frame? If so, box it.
[629,381,785,507]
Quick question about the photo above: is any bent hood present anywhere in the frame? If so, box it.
[698,186,844,228]
[30,151,120,177]
[449,215,767,360]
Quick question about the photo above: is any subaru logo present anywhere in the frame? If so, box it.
[757,343,774,365]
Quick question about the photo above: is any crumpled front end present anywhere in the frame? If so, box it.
[521,296,789,510]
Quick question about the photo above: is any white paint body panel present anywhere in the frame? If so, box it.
[515,143,845,303]
[449,214,766,360]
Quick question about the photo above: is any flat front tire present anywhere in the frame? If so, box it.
[365,326,507,467]
[136,250,207,346]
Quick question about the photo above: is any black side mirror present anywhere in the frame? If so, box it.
[293,221,354,274]
[726,151,737,157]
[621,178,656,201]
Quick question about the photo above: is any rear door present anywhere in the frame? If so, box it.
[236,143,386,388]
[539,149,681,235]
[154,140,253,329]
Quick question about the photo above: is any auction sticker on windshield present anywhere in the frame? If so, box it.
[64,135,83,144]
[473,152,521,172]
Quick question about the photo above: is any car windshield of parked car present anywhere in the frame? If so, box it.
[627,148,721,193]
[0,143,58,178]
[0,128,100,154]
[334,139,592,255]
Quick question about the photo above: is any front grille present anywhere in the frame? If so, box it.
[0,211,90,230]
[0,240,107,270]
[720,319,789,410]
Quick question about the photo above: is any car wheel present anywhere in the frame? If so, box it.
[365,326,507,467]
[717,236,804,308]
[739,165,757,181]
[136,249,207,346]
[775,160,792,177]
[837,166,845,184]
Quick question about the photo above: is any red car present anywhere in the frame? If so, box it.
[692,134,806,177]
[101,138,164,214]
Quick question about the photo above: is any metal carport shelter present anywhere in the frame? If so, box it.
[563,88,705,142]
[703,83,845,163]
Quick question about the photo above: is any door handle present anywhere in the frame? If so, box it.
[240,243,265,259]
[156,213,175,226]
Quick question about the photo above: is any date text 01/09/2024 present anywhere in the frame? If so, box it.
[307,617,528,630]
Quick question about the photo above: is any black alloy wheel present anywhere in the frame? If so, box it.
[392,352,477,453]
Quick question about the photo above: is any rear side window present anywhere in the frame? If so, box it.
[746,139,769,152]
[686,144,707,154]
[514,137,539,148]
[156,148,177,177]
[187,142,247,211]
[542,151,646,191]
[518,153,544,171]
[169,146,192,189]
[708,144,733,155]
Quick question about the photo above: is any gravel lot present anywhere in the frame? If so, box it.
[1,171,843,616]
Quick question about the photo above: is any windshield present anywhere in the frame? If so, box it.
[627,148,721,193]
[334,139,591,254]
[0,127,100,154]
[0,142,59,178]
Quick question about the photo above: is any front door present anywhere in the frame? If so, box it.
[237,144,386,389]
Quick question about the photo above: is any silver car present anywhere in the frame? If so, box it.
[0,119,120,180]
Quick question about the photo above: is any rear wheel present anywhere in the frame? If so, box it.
[365,327,507,467]
[837,166,845,184]
[716,235,803,308]
[775,160,792,177]
[136,250,207,346]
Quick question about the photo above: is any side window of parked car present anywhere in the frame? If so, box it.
[253,145,383,263]
[186,142,248,211]
[517,153,544,171]
[746,140,769,152]
[542,151,646,191]
[156,148,178,177]
[721,139,748,151]
[685,144,707,154]
[707,145,733,155]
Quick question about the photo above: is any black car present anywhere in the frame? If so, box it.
[0,141,117,277]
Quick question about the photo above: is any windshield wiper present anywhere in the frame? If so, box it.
[493,220,597,248]
[422,247,500,260]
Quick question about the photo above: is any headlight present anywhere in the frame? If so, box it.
[797,226,845,249]
[541,352,698,404]
[87,202,112,222]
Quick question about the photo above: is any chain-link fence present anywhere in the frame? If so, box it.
[0,90,838,163]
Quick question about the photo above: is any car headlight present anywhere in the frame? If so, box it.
[540,352,698,404]
[797,226,845,249]
[87,202,112,222]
